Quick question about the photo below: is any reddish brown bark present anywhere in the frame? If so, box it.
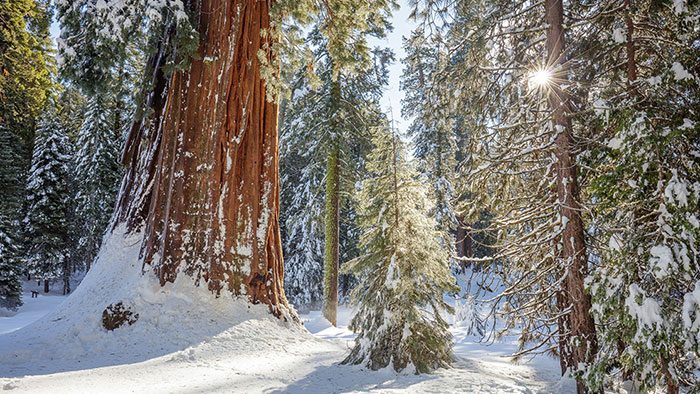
[545,0,598,392]
[455,216,473,272]
[114,0,290,317]
[624,0,637,89]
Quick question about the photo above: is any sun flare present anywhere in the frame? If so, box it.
[530,69,551,86]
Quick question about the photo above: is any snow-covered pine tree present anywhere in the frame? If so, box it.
[49,85,88,285]
[24,111,72,293]
[580,1,700,391]
[280,31,390,316]
[1,0,54,304]
[401,28,458,243]
[73,94,124,272]
[342,125,458,373]
[0,125,24,310]
[280,86,326,310]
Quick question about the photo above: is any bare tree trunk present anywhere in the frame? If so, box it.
[323,78,343,326]
[545,0,598,392]
[323,142,340,326]
[43,280,49,293]
[112,0,290,317]
[660,356,679,394]
[456,216,466,270]
[455,216,473,272]
[63,259,71,295]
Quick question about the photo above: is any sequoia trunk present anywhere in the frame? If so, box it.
[545,0,598,392]
[114,0,290,317]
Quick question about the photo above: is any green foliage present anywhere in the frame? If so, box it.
[264,0,397,100]
[342,126,458,373]
[0,125,24,310]
[0,0,53,145]
[55,0,197,95]
[581,1,700,389]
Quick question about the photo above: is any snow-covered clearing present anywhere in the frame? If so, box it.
[0,281,70,335]
[0,305,572,394]
[0,229,573,393]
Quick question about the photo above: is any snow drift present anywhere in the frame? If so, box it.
[0,226,307,376]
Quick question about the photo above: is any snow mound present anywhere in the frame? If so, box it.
[0,226,307,376]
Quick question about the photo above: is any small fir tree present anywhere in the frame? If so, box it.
[280,123,325,311]
[73,95,124,272]
[342,126,458,373]
[24,112,71,293]
[0,125,24,310]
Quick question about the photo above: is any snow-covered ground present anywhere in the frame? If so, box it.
[0,229,574,393]
[0,304,572,394]
[0,301,572,393]
[0,281,70,335]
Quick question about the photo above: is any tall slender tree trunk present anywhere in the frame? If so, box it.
[323,78,342,326]
[545,0,598,392]
[113,0,290,317]
[323,141,340,326]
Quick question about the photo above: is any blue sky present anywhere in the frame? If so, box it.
[373,0,418,135]
[49,2,416,134]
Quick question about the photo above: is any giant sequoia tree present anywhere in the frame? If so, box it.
[57,0,395,317]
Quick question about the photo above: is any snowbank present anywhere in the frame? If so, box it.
[0,226,308,376]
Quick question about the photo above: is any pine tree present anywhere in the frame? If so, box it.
[319,46,391,326]
[73,95,124,272]
[280,89,326,310]
[24,112,71,293]
[342,125,458,373]
[280,32,391,316]
[401,29,457,239]
[580,0,700,391]
[1,0,54,301]
[0,0,53,145]
[54,85,88,282]
[0,125,24,310]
